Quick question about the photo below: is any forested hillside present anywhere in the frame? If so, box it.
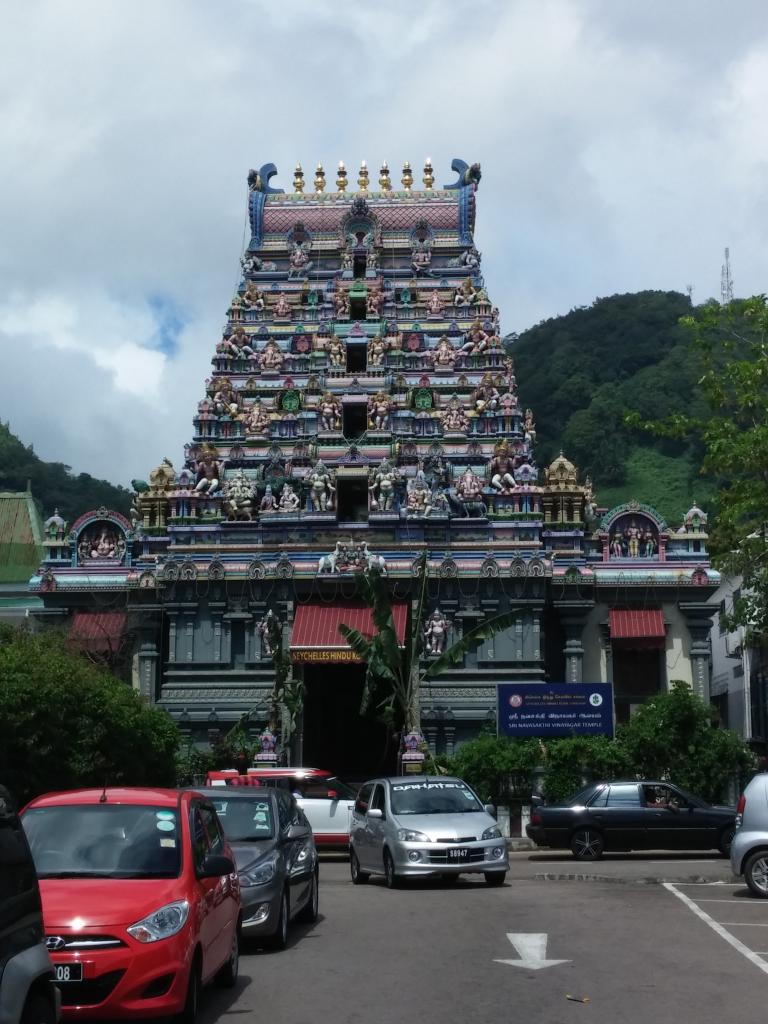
[511,290,713,524]
[0,422,132,523]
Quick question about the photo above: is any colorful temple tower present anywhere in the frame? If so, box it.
[30,158,720,774]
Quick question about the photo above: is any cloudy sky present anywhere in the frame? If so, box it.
[1,0,766,492]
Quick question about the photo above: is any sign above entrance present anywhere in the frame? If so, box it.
[497,683,614,738]
[290,602,408,663]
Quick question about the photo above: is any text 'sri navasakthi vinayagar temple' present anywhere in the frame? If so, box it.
[31,157,719,774]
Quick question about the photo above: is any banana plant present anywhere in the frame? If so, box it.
[339,553,522,732]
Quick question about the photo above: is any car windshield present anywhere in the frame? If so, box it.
[390,781,483,815]
[23,804,181,879]
[210,797,275,840]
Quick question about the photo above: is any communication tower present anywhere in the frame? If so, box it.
[720,247,733,305]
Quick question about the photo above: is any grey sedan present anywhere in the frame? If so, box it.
[349,775,508,887]
[208,788,318,948]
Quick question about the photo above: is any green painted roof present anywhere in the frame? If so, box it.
[0,491,44,583]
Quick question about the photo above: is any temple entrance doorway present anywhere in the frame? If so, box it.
[612,647,663,725]
[302,664,395,780]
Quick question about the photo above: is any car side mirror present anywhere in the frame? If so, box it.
[285,823,311,841]
[367,808,383,820]
[199,853,235,878]
[484,803,497,818]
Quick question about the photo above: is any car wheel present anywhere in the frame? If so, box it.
[296,870,319,923]
[266,889,290,949]
[570,828,604,860]
[214,929,239,988]
[383,848,401,889]
[484,871,507,887]
[718,826,736,857]
[744,851,768,898]
[175,962,201,1024]
[350,849,369,885]
[21,991,57,1024]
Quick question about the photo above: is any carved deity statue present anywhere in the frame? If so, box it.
[318,392,342,431]
[259,484,277,513]
[307,460,336,512]
[244,398,271,435]
[211,377,239,416]
[472,373,500,414]
[430,335,458,369]
[442,395,470,432]
[334,287,350,318]
[278,483,301,512]
[411,240,432,275]
[224,470,256,521]
[426,289,443,315]
[366,286,383,317]
[461,319,490,355]
[424,608,451,655]
[257,609,280,655]
[384,325,402,353]
[524,408,536,442]
[242,282,266,311]
[241,252,277,274]
[366,248,379,272]
[369,459,400,512]
[367,334,387,367]
[287,240,313,279]
[454,277,479,307]
[455,466,483,502]
[218,325,256,361]
[273,292,292,319]
[490,441,516,494]
[194,446,221,494]
[368,391,392,430]
[327,336,346,367]
[406,471,433,517]
[259,340,284,372]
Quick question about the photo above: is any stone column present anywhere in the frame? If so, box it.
[679,601,716,701]
[554,602,593,684]
[137,636,160,702]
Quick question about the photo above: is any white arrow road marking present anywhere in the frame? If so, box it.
[494,932,571,970]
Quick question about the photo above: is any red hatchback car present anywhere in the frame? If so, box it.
[21,788,240,1022]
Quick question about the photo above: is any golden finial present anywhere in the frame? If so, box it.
[314,163,326,192]
[401,161,413,191]
[357,159,369,192]
[293,163,305,193]
[379,161,391,191]
[422,157,434,190]
[336,161,348,192]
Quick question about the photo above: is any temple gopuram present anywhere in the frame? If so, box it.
[30,157,719,774]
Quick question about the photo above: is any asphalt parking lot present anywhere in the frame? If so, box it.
[197,858,768,1024]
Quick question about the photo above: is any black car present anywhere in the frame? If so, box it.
[526,780,736,860]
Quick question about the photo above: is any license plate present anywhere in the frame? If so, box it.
[55,964,83,983]
[447,847,470,861]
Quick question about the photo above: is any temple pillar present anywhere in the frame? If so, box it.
[679,601,717,701]
[554,602,593,684]
[137,634,160,702]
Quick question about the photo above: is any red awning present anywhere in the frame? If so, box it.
[290,603,408,664]
[69,611,127,653]
[608,609,666,649]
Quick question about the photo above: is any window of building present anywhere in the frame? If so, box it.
[346,342,367,373]
[342,403,367,439]
[336,479,369,522]
[353,253,366,279]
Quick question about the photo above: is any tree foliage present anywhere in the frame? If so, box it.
[0,625,179,804]
[449,683,754,805]
[0,421,132,522]
[633,297,768,638]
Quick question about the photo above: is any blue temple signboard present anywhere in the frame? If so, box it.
[497,683,615,738]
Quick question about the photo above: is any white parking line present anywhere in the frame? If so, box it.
[665,883,768,977]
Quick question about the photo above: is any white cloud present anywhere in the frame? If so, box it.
[0,0,766,494]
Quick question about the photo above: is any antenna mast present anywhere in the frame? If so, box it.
[720,247,733,305]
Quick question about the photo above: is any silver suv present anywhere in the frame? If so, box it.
[349,775,508,888]
[731,772,768,897]
[0,786,59,1024]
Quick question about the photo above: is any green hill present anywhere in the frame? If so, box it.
[511,290,714,525]
[0,422,132,525]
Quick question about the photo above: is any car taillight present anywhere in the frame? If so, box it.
[531,812,543,826]
[735,794,746,828]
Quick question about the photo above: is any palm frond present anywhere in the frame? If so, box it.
[423,609,522,678]
[338,624,375,661]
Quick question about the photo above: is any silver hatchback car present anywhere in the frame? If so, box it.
[731,772,768,897]
[349,775,508,887]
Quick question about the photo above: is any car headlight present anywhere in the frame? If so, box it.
[240,858,277,887]
[482,826,502,840]
[127,900,190,943]
[396,829,430,843]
